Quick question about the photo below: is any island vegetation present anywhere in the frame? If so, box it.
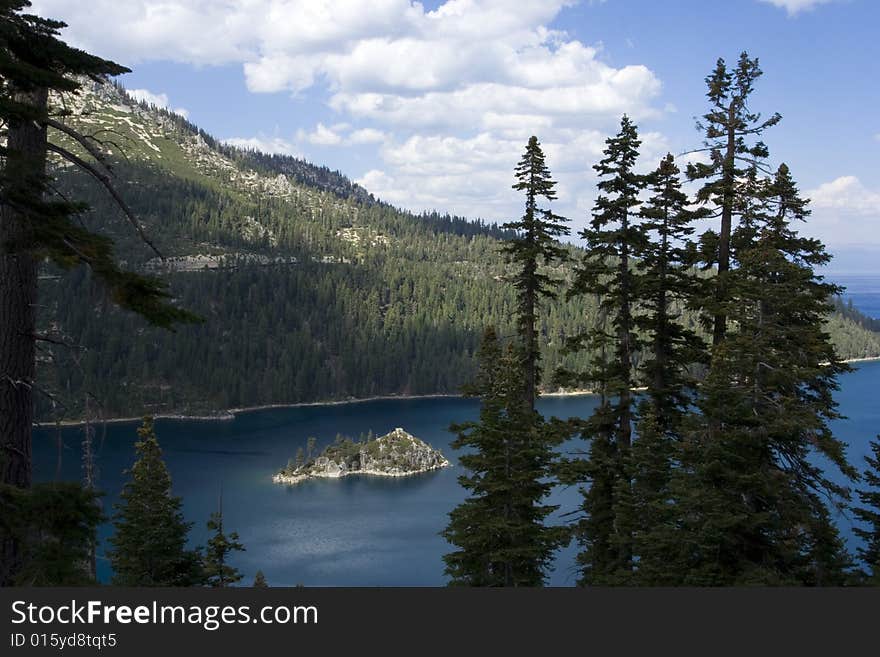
[274,428,449,485]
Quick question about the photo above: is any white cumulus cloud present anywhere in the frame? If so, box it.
[222,136,300,157]
[804,176,880,246]
[298,123,344,146]
[808,176,880,215]
[295,124,387,147]
[347,128,386,145]
[758,0,838,16]
[126,88,188,118]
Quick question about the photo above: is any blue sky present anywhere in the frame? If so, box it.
[31,0,880,270]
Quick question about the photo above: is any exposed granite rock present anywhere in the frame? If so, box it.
[273,427,449,485]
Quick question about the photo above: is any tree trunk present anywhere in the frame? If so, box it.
[617,215,633,576]
[523,276,536,413]
[1,87,47,488]
[713,102,736,346]
[618,214,632,451]
[0,86,47,586]
[654,220,669,413]
[504,435,512,587]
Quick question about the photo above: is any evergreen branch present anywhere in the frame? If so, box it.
[45,117,114,171]
[46,142,163,258]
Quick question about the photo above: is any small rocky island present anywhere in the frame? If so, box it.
[273,427,450,485]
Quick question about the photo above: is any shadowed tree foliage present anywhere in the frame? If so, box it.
[672,164,855,585]
[0,481,101,585]
[443,327,566,586]
[203,506,246,587]
[854,437,880,584]
[444,138,569,587]
[636,153,707,436]
[560,116,646,585]
[107,417,204,586]
[631,153,707,585]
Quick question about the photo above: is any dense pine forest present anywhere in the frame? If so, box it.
[30,80,880,422]
[2,1,880,589]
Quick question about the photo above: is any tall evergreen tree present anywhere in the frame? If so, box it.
[673,164,855,585]
[854,437,880,583]
[687,52,781,346]
[203,506,245,587]
[561,116,646,585]
[502,136,569,410]
[107,417,203,586]
[443,327,565,586]
[631,154,707,584]
[252,570,268,587]
[636,154,706,433]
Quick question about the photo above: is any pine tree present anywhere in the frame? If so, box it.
[854,437,880,583]
[673,164,855,585]
[503,136,569,410]
[203,507,245,587]
[253,570,268,587]
[567,396,622,585]
[687,52,781,346]
[562,116,646,585]
[637,154,707,433]
[0,482,102,585]
[108,417,204,586]
[443,328,565,586]
[631,154,707,585]
[0,1,197,583]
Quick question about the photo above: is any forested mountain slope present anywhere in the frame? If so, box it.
[35,81,880,420]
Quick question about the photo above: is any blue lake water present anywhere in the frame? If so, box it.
[33,360,880,586]
[834,274,880,319]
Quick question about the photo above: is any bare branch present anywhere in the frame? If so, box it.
[31,332,88,351]
[46,142,163,258]
[2,375,66,409]
[95,138,131,163]
[47,118,133,166]
[61,236,93,264]
[90,127,129,141]
[733,155,773,174]
[89,127,135,161]
[45,117,113,171]
[677,147,715,157]
[0,441,28,458]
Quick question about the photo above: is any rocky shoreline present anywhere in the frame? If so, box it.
[272,464,449,485]
[273,427,450,485]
